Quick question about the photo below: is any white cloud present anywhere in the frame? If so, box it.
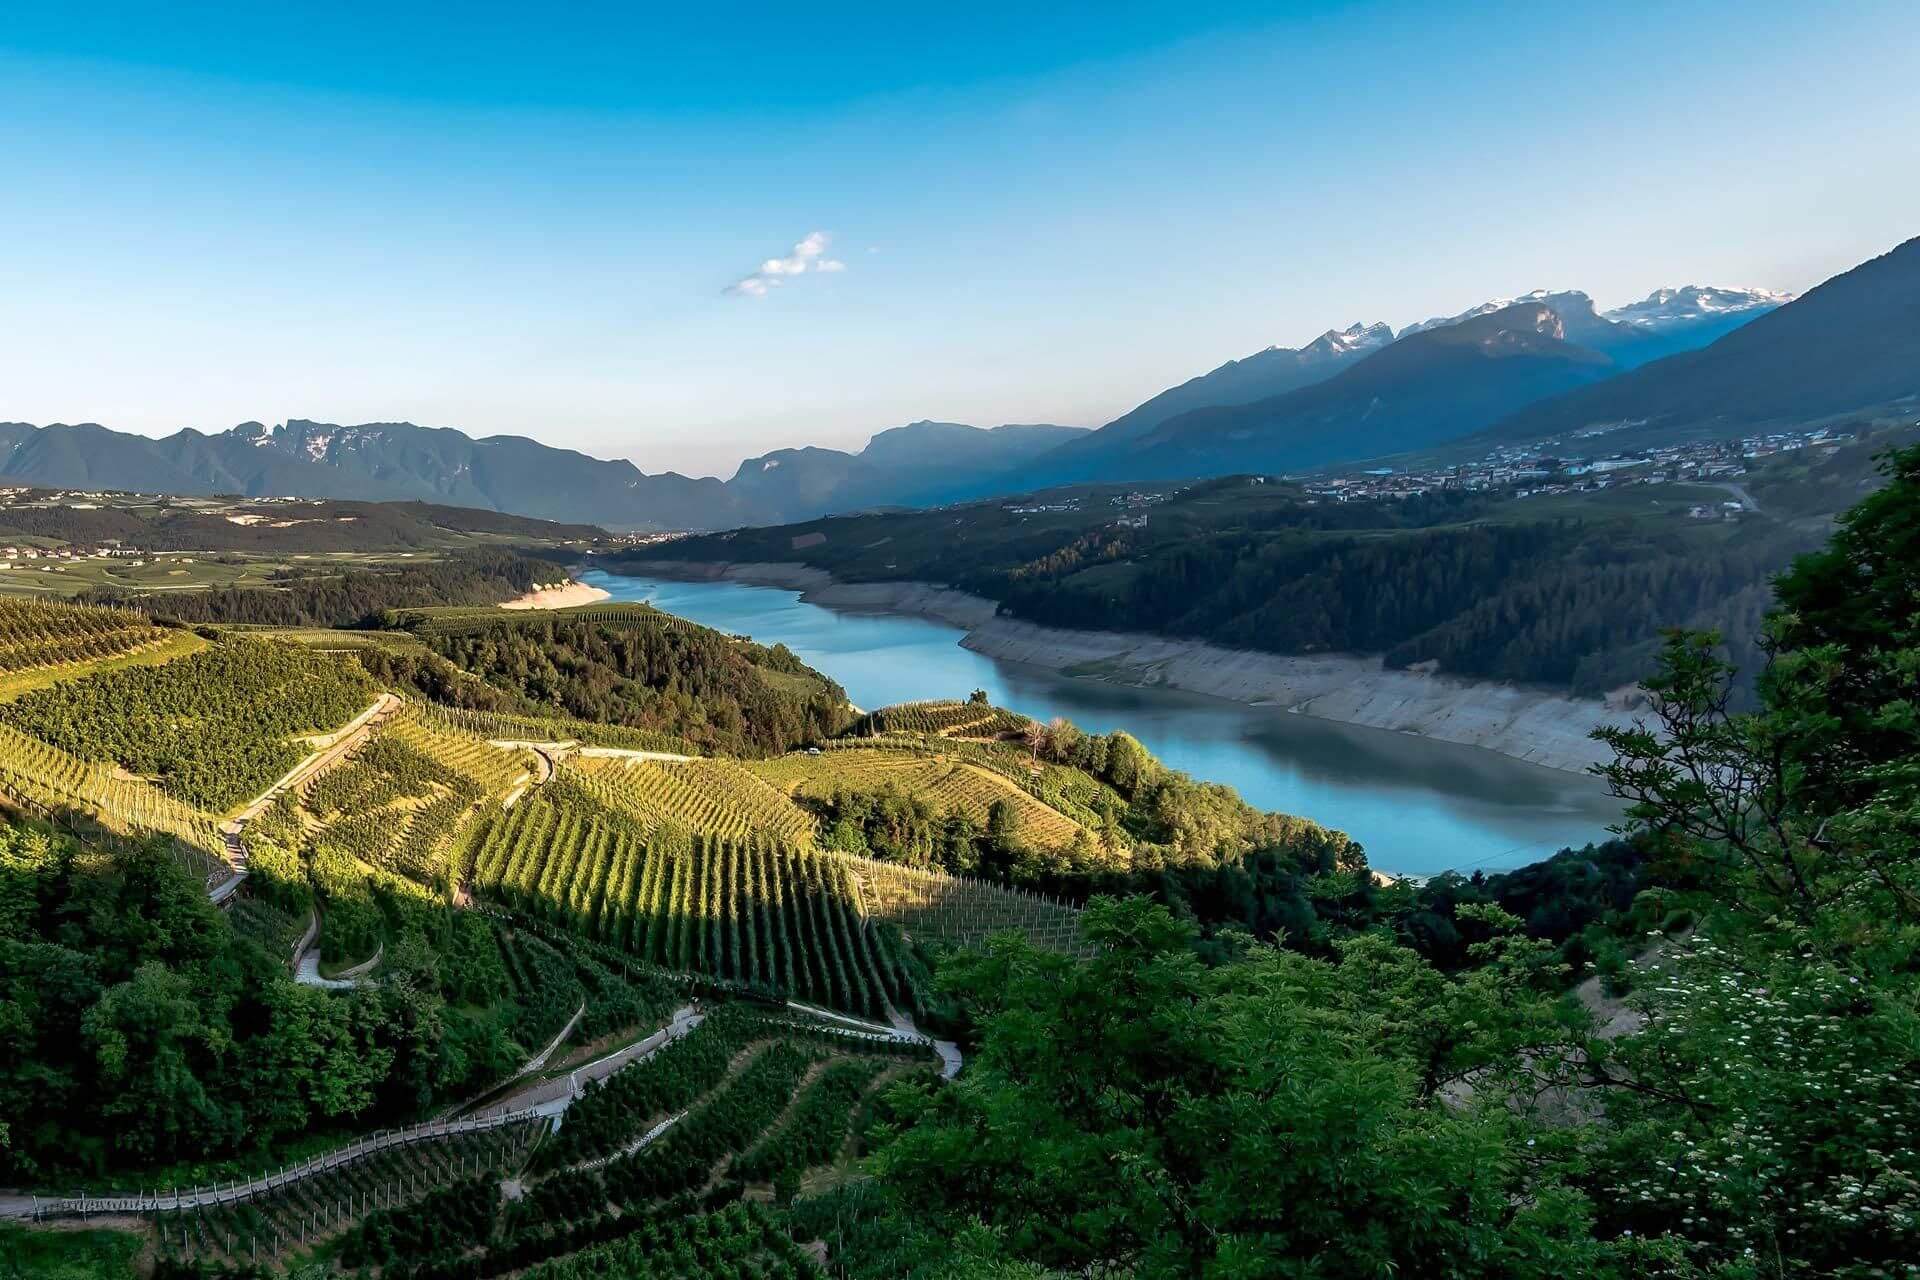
[727,231,845,296]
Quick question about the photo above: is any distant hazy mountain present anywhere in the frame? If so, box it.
[934,323,1395,500]
[0,417,1086,531]
[1096,303,1617,480]
[731,421,1086,515]
[0,268,1806,528]
[1480,238,1920,445]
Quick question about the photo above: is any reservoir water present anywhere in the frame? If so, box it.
[583,569,1623,879]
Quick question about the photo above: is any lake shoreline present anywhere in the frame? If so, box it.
[499,579,613,610]
[615,559,1644,775]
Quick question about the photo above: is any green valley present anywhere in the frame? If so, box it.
[0,445,1914,1278]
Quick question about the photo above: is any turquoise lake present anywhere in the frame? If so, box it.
[583,569,1623,879]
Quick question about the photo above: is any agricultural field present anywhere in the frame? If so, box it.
[0,593,1096,1279]
[845,850,1094,959]
[465,782,910,1015]
[153,1121,543,1272]
[122,1008,928,1277]
[417,700,702,754]
[0,719,229,881]
[841,698,1030,740]
[0,551,299,598]
[748,746,1089,852]
[0,596,202,696]
[571,755,820,847]
[302,731,492,883]
[0,635,378,810]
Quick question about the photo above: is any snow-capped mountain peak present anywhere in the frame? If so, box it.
[1602,285,1795,331]
[1399,290,1594,339]
[1298,321,1394,357]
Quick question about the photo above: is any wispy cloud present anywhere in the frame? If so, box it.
[727,230,846,297]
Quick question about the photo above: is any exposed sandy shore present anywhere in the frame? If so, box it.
[620,559,1645,774]
[500,579,613,610]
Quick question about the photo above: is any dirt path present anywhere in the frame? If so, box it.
[1571,935,1676,1041]
[487,739,700,766]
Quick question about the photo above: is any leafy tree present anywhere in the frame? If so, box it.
[1573,444,1920,1273]
[868,897,1608,1278]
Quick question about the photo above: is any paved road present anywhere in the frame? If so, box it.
[295,940,381,990]
[519,1000,588,1074]
[787,999,962,1079]
[478,1005,703,1120]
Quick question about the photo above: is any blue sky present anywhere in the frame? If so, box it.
[1,1,1915,477]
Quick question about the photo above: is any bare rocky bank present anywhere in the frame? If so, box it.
[620,559,1644,774]
[500,579,613,610]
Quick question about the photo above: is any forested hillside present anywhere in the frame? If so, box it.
[82,549,555,628]
[639,427,1911,698]
[393,603,850,757]
[0,489,604,551]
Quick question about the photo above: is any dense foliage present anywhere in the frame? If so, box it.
[0,825,397,1177]
[82,549,551,628]
[601,1039,818,1203]
[645,432,1917,698]
[0,637,376,809]
[406,608,847,757]
[518,1203,816,1279]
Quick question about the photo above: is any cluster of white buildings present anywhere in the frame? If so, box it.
[1300,426,1854,508]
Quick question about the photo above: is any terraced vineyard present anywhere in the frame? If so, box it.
[387,705,538,795]
[419,700,701,754]
[748,747,1087,851]
[571,755,818,846]
[152,1008,919,1275]
[0,596,177,677]
[466,784,906,1014]
[0,597,1129,1277]
[0,720,229,882]
[518,1204,818,1279]
[0,634,378,809]
[152,1120,543,1269]
[301,730,487,883]
[847,850,1095,958]
[842,698,1030,740]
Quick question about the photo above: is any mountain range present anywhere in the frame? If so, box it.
[9,248,1906,532]
[1083,303,1618,481]
[0,417,1085,531]
[1476,237,1920,449]
[917,281,1799,497]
